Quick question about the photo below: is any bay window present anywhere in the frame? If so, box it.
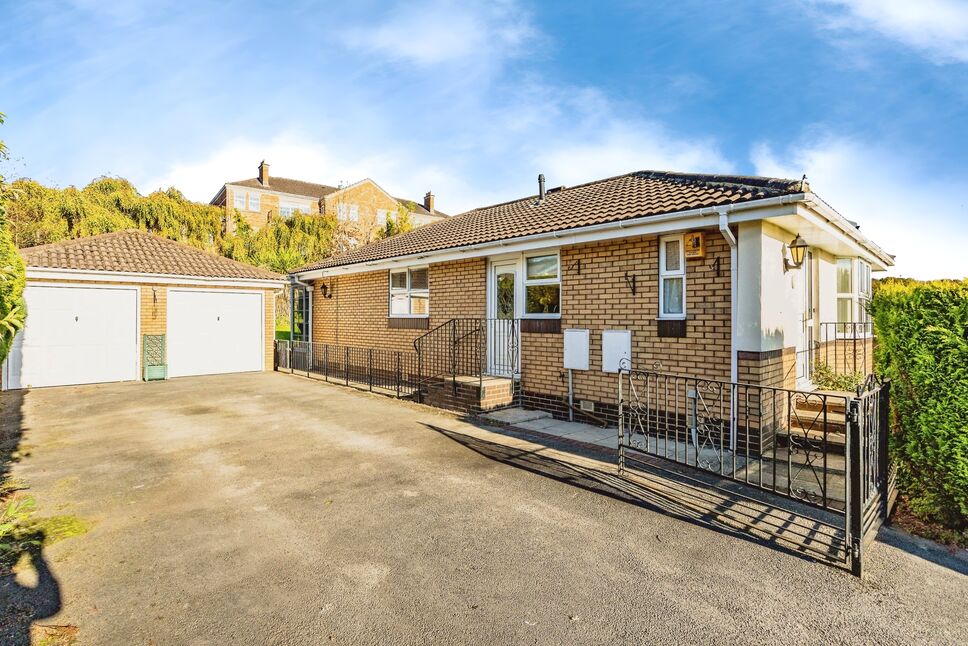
[389,267,429,317]
[524,253,560,316]
[659,235,686,318]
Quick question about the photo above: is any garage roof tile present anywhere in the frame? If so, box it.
[20,230,284,281]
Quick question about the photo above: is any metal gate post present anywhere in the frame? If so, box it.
[879,381,892,517]
[345,347,350,385]
[848,397,864,577]
[395,352,401,398]
[618,370,625,475]
[368,348,373,392]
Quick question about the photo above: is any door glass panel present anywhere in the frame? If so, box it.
[496,271,515,319]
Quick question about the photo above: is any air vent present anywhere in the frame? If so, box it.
[579,399,596,413]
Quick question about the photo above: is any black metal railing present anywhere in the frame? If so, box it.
[818,321,874,377]
[276,340,420,398]
[412,318,520,395]
[274,318,522,408]
[617,368,892,576]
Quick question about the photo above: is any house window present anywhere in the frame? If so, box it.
[389,267,429,317]
[233,192,245,210]
[280,202,308,218]
[376,209,389,226]
[836,258,853,329]
[524,253,560,317]
[659,235,685,318]
[249,193,260,212]
[348,204,359,222]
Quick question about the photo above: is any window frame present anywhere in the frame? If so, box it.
[233,192,245,210]
[249,192,261,213]
[388,266,430,318]
[522,251,561,320]
[658,234,686,320]
[836,257,874,337]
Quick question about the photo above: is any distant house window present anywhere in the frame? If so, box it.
[348,204,359,222]
[389,267,429,317]
[523,253,560,317]
[659,235,685,318]
[376,208,389,226]
[337,204,348,220]
[233,192,245,210]
[249,193,260,212]
[280,202,309,218]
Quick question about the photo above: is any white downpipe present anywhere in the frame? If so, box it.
[719,212,739,451]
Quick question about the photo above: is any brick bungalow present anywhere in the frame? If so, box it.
[288,171,892,422]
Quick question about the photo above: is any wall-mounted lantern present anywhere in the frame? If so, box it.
[785,234,808,270]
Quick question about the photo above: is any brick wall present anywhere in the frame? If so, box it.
[223,186,321,233]
[519,232,733,421]
[310,257,486,351]
[309,231,734,423]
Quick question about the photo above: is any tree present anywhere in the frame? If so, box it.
[0,112,27,361]
[378,202,414,240]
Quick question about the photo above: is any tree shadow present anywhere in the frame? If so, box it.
[425,422,852,571]
[0,389,65,645]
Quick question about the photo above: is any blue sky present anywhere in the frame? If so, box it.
[1,0,967,278]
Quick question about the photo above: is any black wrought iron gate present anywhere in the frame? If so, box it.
[618,369,893,576]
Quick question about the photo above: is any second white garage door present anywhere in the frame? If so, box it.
[167,289,264,378]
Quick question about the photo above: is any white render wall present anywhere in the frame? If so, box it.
[736,220,807,353]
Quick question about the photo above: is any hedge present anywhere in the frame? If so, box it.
[869,279,968,529]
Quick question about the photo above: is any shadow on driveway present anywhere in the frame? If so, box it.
[426,423,851,569]
[0,390,65,645]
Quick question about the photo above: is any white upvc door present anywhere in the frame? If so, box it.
[3,284,139,389]
[167,289,264,378]
[486,260,521,377]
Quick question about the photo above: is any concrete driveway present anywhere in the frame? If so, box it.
[1,372,966,644]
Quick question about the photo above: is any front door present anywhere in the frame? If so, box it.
[487,261,520,376]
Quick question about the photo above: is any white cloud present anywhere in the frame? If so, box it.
[752,136,968,279]
[806,0,968,63]
[338,0,538,67]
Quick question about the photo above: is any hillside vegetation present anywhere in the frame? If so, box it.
[2,176,373,274]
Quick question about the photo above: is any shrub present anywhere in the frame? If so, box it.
[869,279,968,530]
[811,361,865,392]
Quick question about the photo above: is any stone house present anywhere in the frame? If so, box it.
[287,170,891,424]
[210,161,447,241]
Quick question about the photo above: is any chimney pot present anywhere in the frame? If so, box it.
[538,173,546,200]
[258,160,270,186]
[424,191,435,214]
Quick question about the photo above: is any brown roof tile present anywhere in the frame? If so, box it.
[295,170,805,272]
[21,230,284,281]
[226,176,338,199]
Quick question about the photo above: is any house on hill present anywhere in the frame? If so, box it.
[210,161,447,243]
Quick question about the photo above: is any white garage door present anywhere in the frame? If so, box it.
[3,284,139,389]
[167,289,264,378]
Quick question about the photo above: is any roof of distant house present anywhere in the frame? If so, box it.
[217,176,448,218]
[293,170,808,273]
[224,176,339,200]
[21,230,284,281]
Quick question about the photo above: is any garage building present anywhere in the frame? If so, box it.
[2,230,285,389]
